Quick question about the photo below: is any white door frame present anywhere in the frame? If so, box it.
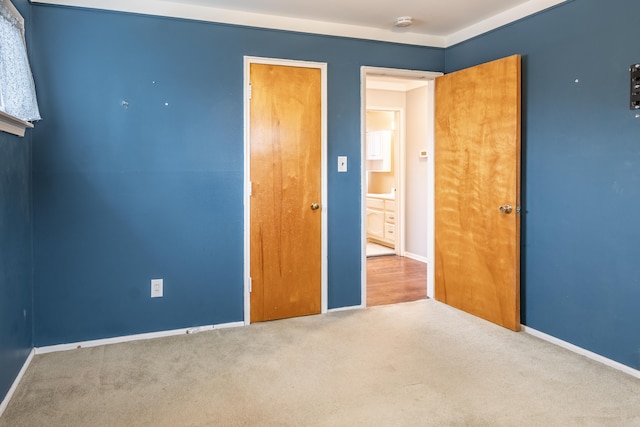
[243,56,328,324]
[361,66,442,306]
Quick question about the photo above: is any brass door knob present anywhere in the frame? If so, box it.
[499,204,513,214]
[310,203,320,211]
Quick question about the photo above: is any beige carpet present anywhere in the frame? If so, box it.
[2,300,639,426]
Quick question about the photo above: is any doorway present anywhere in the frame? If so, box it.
[244,57,328,324]
[361,67,442,307]
[365,109,399,258]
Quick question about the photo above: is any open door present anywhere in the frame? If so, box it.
[434,55,521,331]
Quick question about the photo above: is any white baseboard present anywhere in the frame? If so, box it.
[403,252,427,263]
[35,321,245,355]
[522,326,640,379]
[327,304,363,313]
[0,348,35,418]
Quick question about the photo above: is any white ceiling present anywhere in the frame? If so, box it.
[164,0,529,35]
[35,0,566,47]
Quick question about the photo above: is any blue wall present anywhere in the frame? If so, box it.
[29,5,444,346]
[0,134,33,403]
[0,0,34,403]
[446,0,640,369]
[16,0,638,374]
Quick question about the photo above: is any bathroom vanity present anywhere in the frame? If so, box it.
[366,193,396,248]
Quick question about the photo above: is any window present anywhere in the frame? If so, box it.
[0,0,40,137]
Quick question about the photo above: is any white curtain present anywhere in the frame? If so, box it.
[0,0,40,122]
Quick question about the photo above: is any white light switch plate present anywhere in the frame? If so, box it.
[151,279,163,298]
[338,156,348,172]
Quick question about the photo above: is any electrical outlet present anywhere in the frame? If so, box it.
[151,278,163,298]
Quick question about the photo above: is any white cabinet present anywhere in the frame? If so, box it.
[366,209,384,239]
[366,130,392,172]
[366,197,396,247]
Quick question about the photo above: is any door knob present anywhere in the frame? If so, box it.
[310,203,320,211]
[499,204,513,214]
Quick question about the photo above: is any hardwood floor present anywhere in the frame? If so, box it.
[366,255,427,307]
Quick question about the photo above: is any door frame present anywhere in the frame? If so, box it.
[361,66,442,306]
[243,56,328,324]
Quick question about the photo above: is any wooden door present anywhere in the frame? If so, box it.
[249,63,322,323]
[434,55,521,331]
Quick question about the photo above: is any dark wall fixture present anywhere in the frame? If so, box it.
[631,63,640,110]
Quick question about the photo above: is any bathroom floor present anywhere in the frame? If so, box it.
[366,241,395,257]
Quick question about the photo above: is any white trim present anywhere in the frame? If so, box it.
[360,68,368,308]
[243,56,328,324]
[0,348,35,418]
[395,108,405,258]
[31,0,445,47]
[522,326,640,380]
[0,110,33,138]
[34,321,244,355]
[327,304,363,313]
[445,0,566,47]
[364,67,443,82]
[243,58,251,326]
[425,81,436,299]
[30,0,566,48]
[403,251,428,264]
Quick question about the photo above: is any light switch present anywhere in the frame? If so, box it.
[151,278,163,298]
[338,156,348,172]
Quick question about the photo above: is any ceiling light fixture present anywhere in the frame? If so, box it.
[393,16,413,28]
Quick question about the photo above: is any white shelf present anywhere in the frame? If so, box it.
[0,110,33,137]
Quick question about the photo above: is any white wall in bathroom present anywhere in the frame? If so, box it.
[405,85,430,259]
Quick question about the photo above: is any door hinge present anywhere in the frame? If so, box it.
[249,277,252,293]
[248,83,252,100]
[248,181,252,196]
